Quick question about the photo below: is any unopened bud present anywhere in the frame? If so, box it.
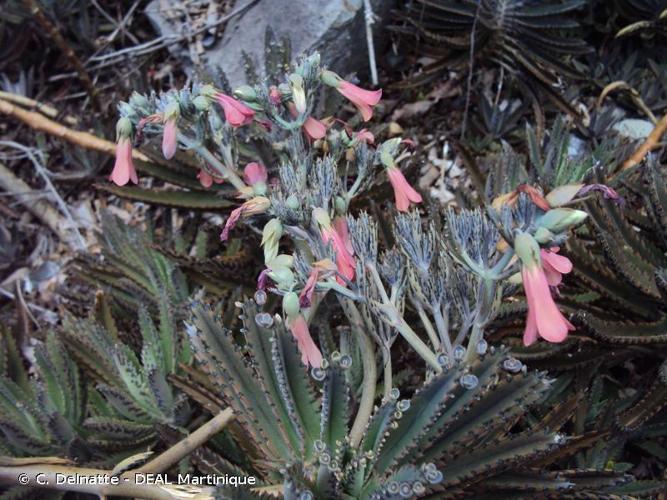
[193,95,210,111]
[536,208,588,234]
[533,226,555,244]
[282,292,300,319]
[233,85,257,102]
[334,196,346,215]
[261,218,283,264]
[288,74,307,114]
[286,194,300,210]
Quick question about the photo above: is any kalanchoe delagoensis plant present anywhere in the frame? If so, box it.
[108,52,594,375]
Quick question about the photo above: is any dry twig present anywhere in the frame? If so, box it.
[621,113,667,171]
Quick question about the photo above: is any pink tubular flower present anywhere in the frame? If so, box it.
[333,216,354,256]
[522,264,575,346]
[162,119,178,159]
[215,93,255,127]
[110,138,138,186]
[322,226,355,284]
[288,315,323,368]
[243,162,268,186]
[540,247,573,286]
[387,166,422,212]
[303,116,327,140]
[337,81,382,122]
[515,232,574,346]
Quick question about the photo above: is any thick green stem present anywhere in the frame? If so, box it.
[414,300,441,352]
[367,263,441,373]
[382,346,393,401]
[341,299,377,448]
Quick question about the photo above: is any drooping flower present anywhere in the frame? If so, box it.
[333,216,354,256]
[110,117,138,186]
[515,232,575,346]
[540,247,573,286]
[161,102,180,159]
[220,196,270,241]
[321,70,382,121]
[288,315,323,368]
[313,208,355,283]
[303,116,327,140]
[387,166,422,212]
[283,292,322,368]
[162,119,178,159]
[215,93,255,127]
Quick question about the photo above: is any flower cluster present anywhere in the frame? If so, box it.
[109,52,611,370]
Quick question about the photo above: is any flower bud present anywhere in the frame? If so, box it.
[286,194,300,210]
[269,267,295,289]
[193,95,211,111]
[334,196,346,215]
[233,85,257,102]
[289,74,307,114]
[282,292,300,319]
[262,218,283,264]
[536,208,588,234]
[129,92,149,112]
[545,184,584,207]
[269,254,294,269]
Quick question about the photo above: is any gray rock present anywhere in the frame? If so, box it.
[145,0,394,88]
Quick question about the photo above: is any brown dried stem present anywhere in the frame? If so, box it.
[621,113,667,171]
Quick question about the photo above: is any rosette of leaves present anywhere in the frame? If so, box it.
[72,211,254,315]
[0,329,89,461]
[179,299,655,498]
[394,0,591,115]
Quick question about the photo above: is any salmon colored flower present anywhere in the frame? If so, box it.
[111,138,138,186]
[288,315,323,368]
[220,196,270,241]
[313,208,355,283]
[321,70,382,122]
[299,259,337,308]
[515,232,574,346]
[162,119,178,159]
[387,166,422,212]
[215,93,255,127]
[303,116,327,140]
[333,216,354,256]
[540,247,572,286]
